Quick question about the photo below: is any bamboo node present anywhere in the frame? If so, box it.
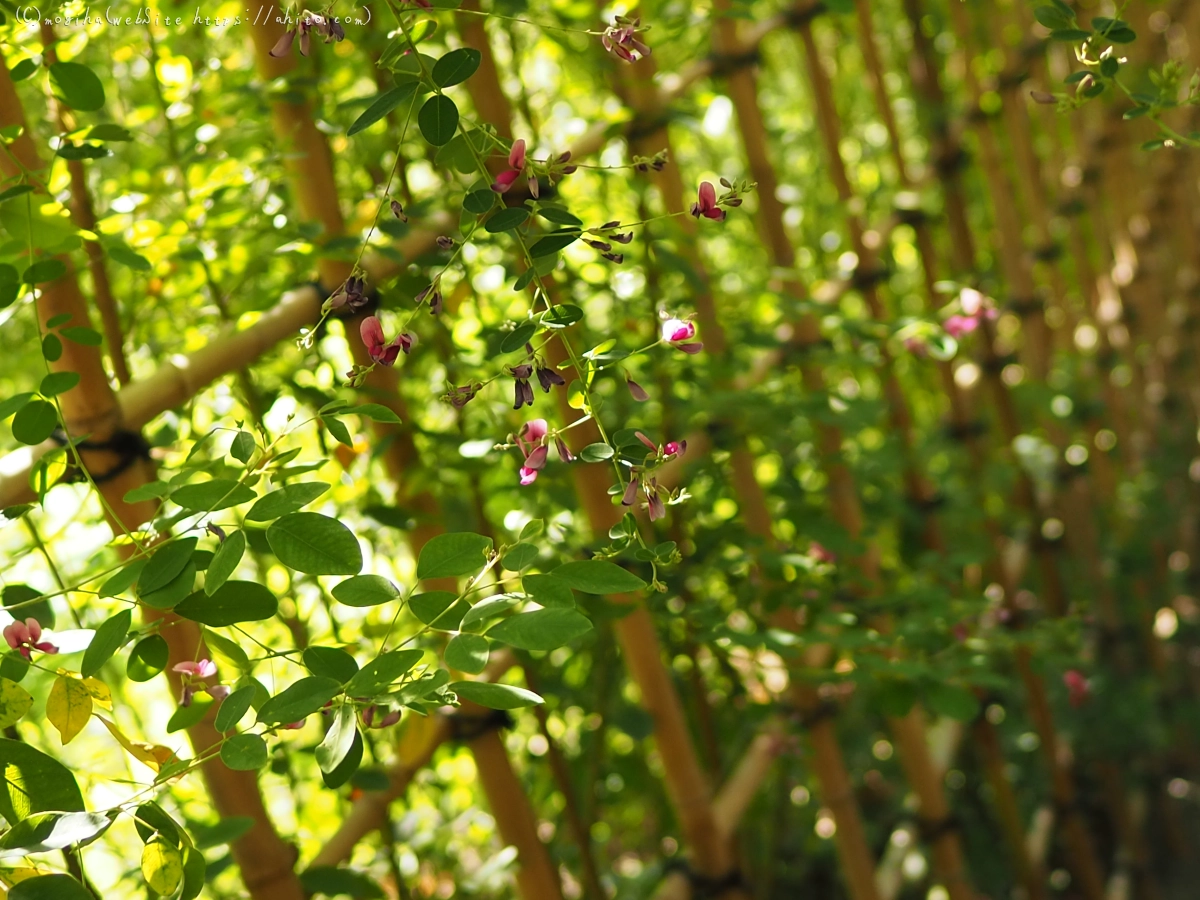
[51,428,152,486]
[661,858,745,897]
[446,708,512,742]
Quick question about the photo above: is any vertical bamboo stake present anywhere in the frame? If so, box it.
[0,57,305,900]
[611,15,880,899]
[794,17,977,900]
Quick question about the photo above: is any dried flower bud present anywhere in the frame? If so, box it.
[390,200,407,221]
[1030,90,1056,104]
[436,235,455,250]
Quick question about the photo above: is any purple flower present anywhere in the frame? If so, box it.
[602,17,651,63]
[536,363,566,392]
[330,276,368,313]
[436,235,455,250]
[690,182,726,221]
[206,522,227,542]
[360,316,415,366]
[391,200,408,222]
[510,363,535,409]
[555,437,574,462]
[627,377,649,402]
[445,383,482,408]
[621,479,640,506]
[646,479,666,521]
[363,705,401,728]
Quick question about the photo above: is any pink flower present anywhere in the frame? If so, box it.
[492,139,527,194]
[173,659,217,679]
[516,419,550,486]
[3,618,58,660]
[943,315,978,339]
[664,441,686,458]
[690,182,726,221]
[661,317,703,354]
[207,685,231,702]
[360,316,415,366]
[646,478,665,521]
[602,17,651,63]
[1063,670,1090,708]
[621,479,640,506]
[809,542,836,564]
[903,336,928,357]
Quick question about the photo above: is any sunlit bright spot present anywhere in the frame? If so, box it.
[1154,608,1178,640]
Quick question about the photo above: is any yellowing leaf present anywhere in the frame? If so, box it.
[396,709,444,769]
[97,717,176,772]
[46,676,93,745]
[142,836,184,895]
[0,679,32,729]
[81,677,112,710]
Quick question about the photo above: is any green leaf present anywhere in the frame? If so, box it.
[127,636,169,683]
[445,634,489,674]
[303,647,359,683]
[221,733,268,770]
[55,143,110,160]
[180,846,206,900]
[409,591,467,629]
[81,610,132,678]
[41,334,62,362]
[540,304,583,328]
[9,59,38,83]
[322,414,354,446]
[214,686,256,732]
[550,560,646,594]
[500,322,538,354]
[485,208,529,233]
[2,585,52,630]
[245,483,330,521]
[320,728,364,788]
[580,442,614,462]
[0,393,32,421]
[528,230,580,258]
[141,559,194,609]
[132,801,182,845]
[267,513,363,575]
[229,430,255,463]
[501,542,539,571]
[175,581,278,627]
[140,538,198,595]
[0,678,32,730]
[0,186,34,203]
[205,530,246,595]
[432,47,481,87]
[38,371,79,397]
[60,326,101,345]
[345,650,424,698]
[0,738,85,823]
[450,681,542,710]
[347,83,418,136]
[86,123,134,142]
[1049,27,1092,40]
[418,94,460,146]
[1033,4,1072,29]
[316,704,357,773]
[11,400,57,445]
[487,608,592,651]
[191,816,254,849]
[99,560,145,598]
[257,676,342,725]
[300,866,384,900]
[461,593,522,629]
[416,532,492,580]
[0,810,111,858]
[170,479,256,512]
[167,693,213,733]
[925,683,980,722]
[10,875,94,900]
[523,573,574,608]
[332,574,401,608]
[352,403,402,423]
[463,189,495,214]
[50,61,106,111]
[876,680,918,717]
[537,207,582,226]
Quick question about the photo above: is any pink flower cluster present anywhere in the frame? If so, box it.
[360,316,415,366]
[3,618,56,659]
[1063,669,1090,708]
[515,419,573,485]
[943,288,997,339]
[172,658,231,708]
[492,139,533,196]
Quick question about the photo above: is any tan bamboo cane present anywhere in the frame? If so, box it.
[900,5,1110,898]
[611,17,882,900]
[243,15,562,896]
[0,56,305,900]
[37,23,130,386]
[794,17,980,900]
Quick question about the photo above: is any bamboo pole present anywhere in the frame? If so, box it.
[0,55,305,900]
